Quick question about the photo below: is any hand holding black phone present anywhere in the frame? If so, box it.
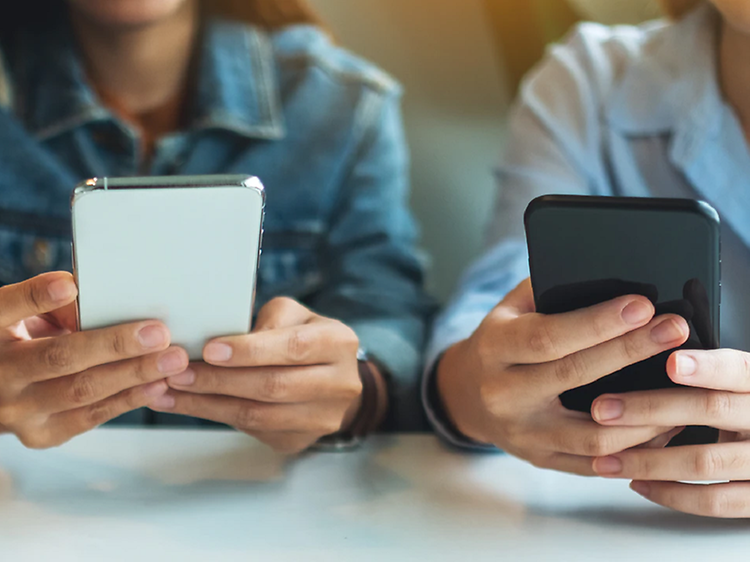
[525,195,721,445]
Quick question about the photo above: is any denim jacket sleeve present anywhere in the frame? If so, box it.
[309,88,436,432]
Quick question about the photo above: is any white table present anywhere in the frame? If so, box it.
[1,430,749,561]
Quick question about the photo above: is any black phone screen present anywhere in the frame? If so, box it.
[525,196,721,444]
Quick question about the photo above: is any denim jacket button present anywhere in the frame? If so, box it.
[23,238,58,276]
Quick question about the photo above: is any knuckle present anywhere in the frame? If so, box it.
[527,323,559,360]
[478,380,505,416]
[260,372,289,402]
[632,395,659,420]
[620,332,647,362]
[287,328,313,363]
[474,333,496,370]
[693,448,724,480]
[109,330,130,357]
[345,376,364,400]
[740,353,750,378]
[268,296,297,310]
[528,455,553,471]
[42,342,75,373]
[502,422,528,450]
[235,405,263,431]
[700,490,731,518]
[25,281,45,313]
[201,368,224,393]
[67,373,98,405]
[582,431,615,457]
[85,402,117,428]
[337,324,360,350]
[17,429,51,450]
[589,314,610,341]
[704,392,733,424]
[131,356,154,384]
[0,404,20,426]
[319,417,342,436]
[552,353,586,389]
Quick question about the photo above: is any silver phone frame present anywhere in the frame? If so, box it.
[70,175,266,333]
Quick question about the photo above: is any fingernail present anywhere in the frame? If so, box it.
[138,325,168,349]
[47,279,77,302]
[204,343,233,362]
[143,381,167,397]
[594,398,624,422]
[630,481,651,497]
[594,456,623,475]
[168,368,195,386]
[157,350,187,374]
[150,394,175,409]
[651,318,686,344]
[622,300,652,325]
[676,354,698,378]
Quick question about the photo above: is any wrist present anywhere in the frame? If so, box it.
[437,340,489,444]
[341,360,388,433]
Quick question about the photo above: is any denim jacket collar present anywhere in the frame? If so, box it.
[8,17,286,142]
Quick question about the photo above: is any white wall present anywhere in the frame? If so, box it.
[309,0,510,302]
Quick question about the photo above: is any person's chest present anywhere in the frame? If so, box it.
[0,111,349,310]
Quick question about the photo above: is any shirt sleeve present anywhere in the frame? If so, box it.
[423,25,619,449]
[308,87,437,432]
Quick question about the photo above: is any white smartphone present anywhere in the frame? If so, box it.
[71,175,265,360]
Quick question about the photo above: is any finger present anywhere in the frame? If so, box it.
[167,362,361,404]
[24,316,69,339]
[638,427,686,450]
[593,389,750,431]
[514,314,688,396]
[0,272,77,330]
[39,381,170,448]
[491,295,657,365]
[27,347,189,414]
[630,481,750,518]
[529,452,597,477]
[529,417,672,457]
[203,321,359,368]
[254,297,314,332]
[499,278,536,315]
[149,391,341,435]
[251,431,319,454]
[593,442,750,481]
[39,301,79,334]
[668,349,750,392]
[6,321,171,381]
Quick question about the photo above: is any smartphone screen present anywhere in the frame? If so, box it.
[525,196,720,444]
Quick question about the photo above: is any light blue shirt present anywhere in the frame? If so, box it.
[424,5,750,448]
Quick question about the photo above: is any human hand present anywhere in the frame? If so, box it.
[437,279,689,475]
[591,348,750,517]
[0,272,189,448]
[159,298,365,454]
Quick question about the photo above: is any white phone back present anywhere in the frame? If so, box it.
[72,176,264,360]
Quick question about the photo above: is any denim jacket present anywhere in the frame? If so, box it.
[0,17,435,430]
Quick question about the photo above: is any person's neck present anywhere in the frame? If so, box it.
[70,0,200,115]
[719,20,750,141]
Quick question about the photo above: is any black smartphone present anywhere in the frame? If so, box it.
[524,195,721,446]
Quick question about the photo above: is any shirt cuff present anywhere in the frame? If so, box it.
[421,352,498,452]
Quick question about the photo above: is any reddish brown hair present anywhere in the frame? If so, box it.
[661,0,704,19]
[204,0,321,29]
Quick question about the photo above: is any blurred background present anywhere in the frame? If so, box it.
[308,0,666,302]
